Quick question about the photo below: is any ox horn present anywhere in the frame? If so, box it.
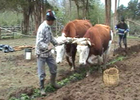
[87,40,91,46]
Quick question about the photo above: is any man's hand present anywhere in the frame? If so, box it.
[116,30,119,33]
[48,46,53,50]
[124,31,127,34]
[58,42,65,45]
[57,40,66,46]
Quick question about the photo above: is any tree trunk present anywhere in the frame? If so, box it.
[73,0,80,19]
[86,0,89,18]
[77,6,80,18]
[33,0,41,35]
[69,0,72,19]
[82,0,86,19]
[105,0,111,26]
[21,0,33,35]
[113,0,118,36]
[22,8,30,35]
[82,0,89,19]
[41,0,46,22]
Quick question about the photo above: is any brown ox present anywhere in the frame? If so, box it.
[73,24,113,66]
[55,20,92,71]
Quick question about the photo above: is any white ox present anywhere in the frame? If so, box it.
[73,30,113,66]
[51,35,74,64]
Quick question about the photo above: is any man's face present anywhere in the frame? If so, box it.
[121,21,124,23]
[47,20,54,26]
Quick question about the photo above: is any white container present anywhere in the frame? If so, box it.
[25,48,32,60]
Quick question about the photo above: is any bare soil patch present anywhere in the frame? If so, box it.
[36,38,140,100]
[0,37,140,100]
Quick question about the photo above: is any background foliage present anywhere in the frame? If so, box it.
[0,0,140,36]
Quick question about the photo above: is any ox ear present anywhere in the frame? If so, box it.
[62,33,66,37]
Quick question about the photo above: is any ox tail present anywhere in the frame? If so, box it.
[110,30,113,41]
[102,30,114,65]
[108,30,113,50]
[104,30,114,56]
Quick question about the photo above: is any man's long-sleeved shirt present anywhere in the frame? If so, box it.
[35,21,58,57]
[115,22,129,35]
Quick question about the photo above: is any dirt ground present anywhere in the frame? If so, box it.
[0,38,71,99]
[0,37,140,100]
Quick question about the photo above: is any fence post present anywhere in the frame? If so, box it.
[12,27,14,39]
[0,27,1,39]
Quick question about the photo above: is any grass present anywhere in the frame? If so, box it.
[9,72,85,100]
[106,56,126,65]
[127,35,139,39]
[0,11,22,26]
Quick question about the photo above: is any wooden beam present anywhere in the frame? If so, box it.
[126,19,140,26]
[0,27,12,33]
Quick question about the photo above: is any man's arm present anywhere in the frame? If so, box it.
[36,29,49,50]
[50,32,58,46]
[124,23,129,33]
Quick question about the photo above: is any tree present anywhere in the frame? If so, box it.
[0,0,53,35]
[72,0,90,19]
[117,5,127,20]
[127,0,139,19]
[33,0,53,35]
[88,0,105,24]
[21,0,33,35]
[117,0,140,20]
[105,0,111,26]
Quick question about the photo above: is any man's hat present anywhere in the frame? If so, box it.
[46,9,56,21]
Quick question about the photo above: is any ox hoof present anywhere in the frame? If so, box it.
[86,72,90,77]
[70,67,74,71]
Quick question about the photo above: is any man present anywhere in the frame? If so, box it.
[115,18,129,50]
[35,9,61,96]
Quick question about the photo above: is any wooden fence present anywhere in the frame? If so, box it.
[0,21,64,39]
[0,26,21,39]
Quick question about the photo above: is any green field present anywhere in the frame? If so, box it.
[0,11,22,27]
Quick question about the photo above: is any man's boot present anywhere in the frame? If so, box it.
[40,79,46,96]
[50,74,61,89]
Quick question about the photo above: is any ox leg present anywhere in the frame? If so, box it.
[66,56,72,68]
[103,53,107,70]
[103,48,111,70]
[87,55,97,65]
[97,55,103,65]
[70,44,77,71]
[65,54,76,71]
[86,64,91,77]
[97,55,103,73]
